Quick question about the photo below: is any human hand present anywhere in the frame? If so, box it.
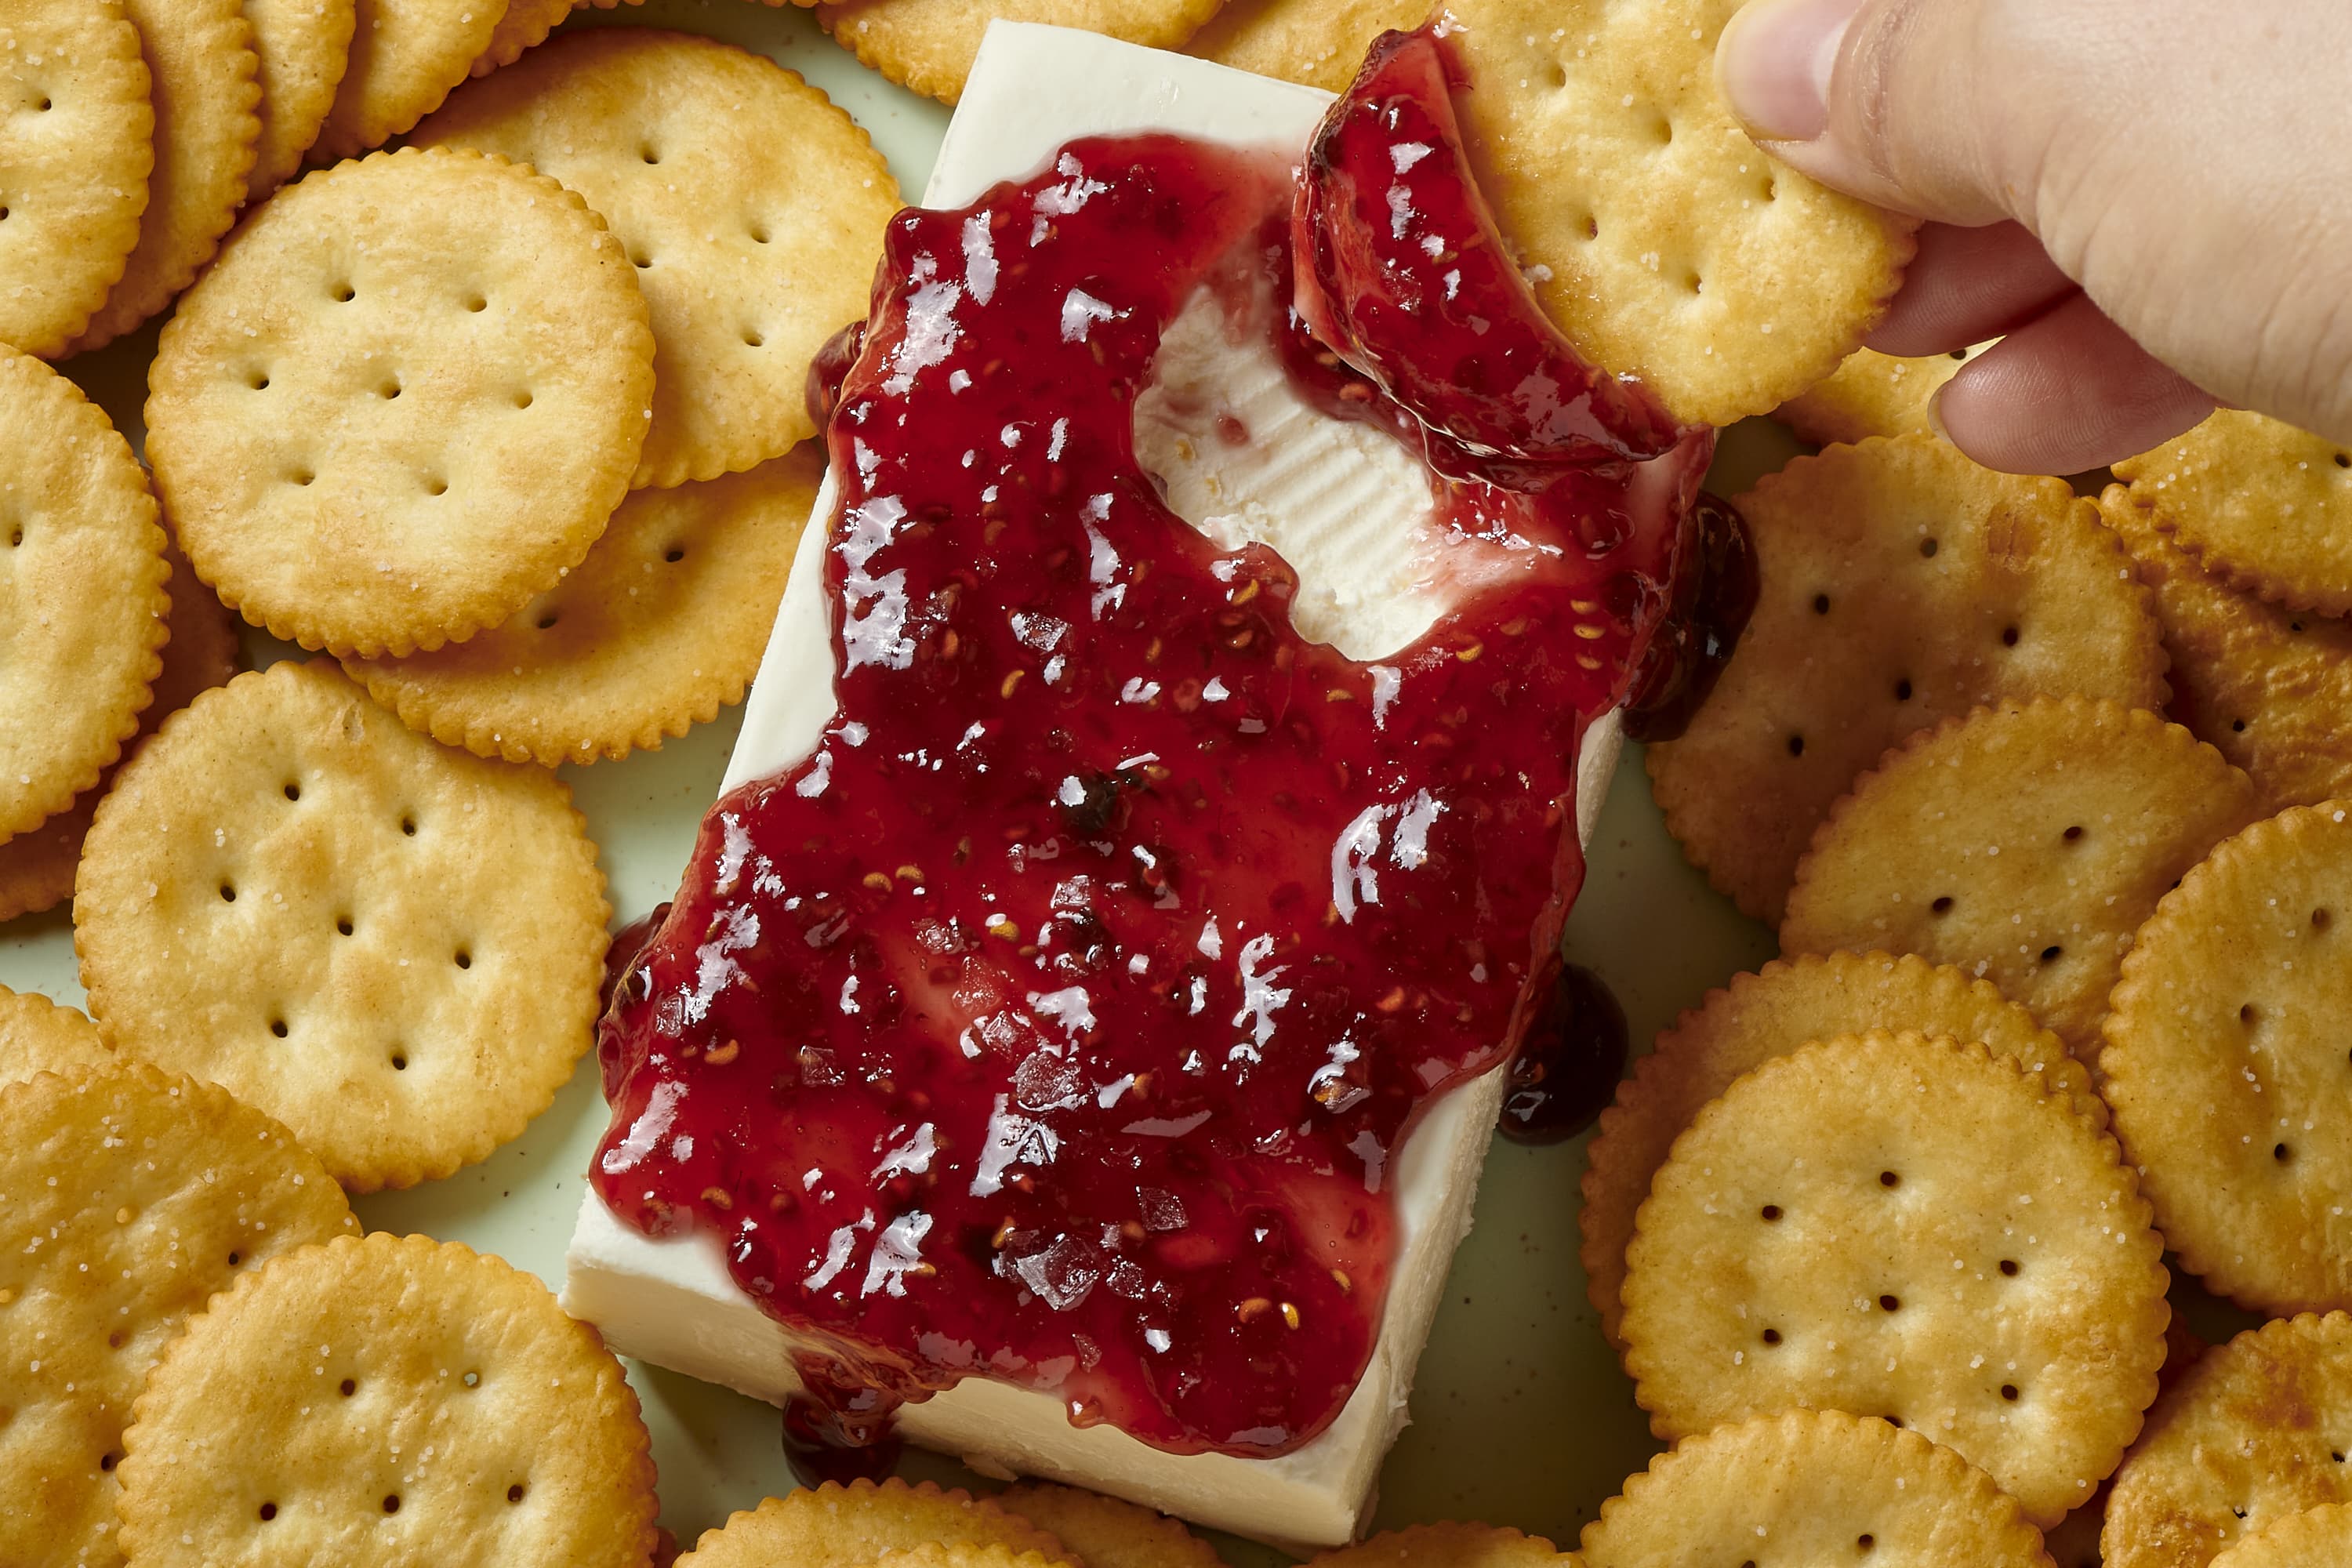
[1715,0,2352,474]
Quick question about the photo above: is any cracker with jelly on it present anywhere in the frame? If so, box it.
[1620,1030,2171,1526]
[814,0,1225,106]
[1186,0,1432,93]
[0,984,111,1086]
[1647,434,2165,923]
[2115,412,2352,618]
[312,0,503,160]
[1777,344,1991,448]
[675,1479,1073,1568]
[1781,698,2259,1050]
[239,0,354,202]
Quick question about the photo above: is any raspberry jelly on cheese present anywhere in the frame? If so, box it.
[593,27,1740,1470]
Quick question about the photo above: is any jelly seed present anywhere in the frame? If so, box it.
[1330,1269,1353,1294]
[1376,986,1408,1013]
[1280,1302,1302,1330]
[999,670,1025,699]
[986,918,1021,942]
[992,1220,1015,1248]
[862,872,894,894]
[1231,579,1261,605]
[1457,641,1485,662]
[701,1187,734,1211]
[895,865,924,882]
[1238,1297,1274,1323]
[705,1040,740,1066]
[940,630,960,658]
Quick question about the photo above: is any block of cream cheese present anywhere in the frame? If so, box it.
[563,22,1626,1548]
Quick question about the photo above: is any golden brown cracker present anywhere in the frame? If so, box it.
[1577,1409,2052,1568]
[241,0,355,202]
[1444,0,1916,427]
[410,29,898,487]
[343,446,818,766]
[2103,803,2352,1315]
[2103,1313,2352,1568]
[2116,412,2352,618]
[74,660,609,1192]
[147,145,654,658]
[1781,698,2261,1050]
[314,0,503,160]
[676,1479,1074,1568]
[1306,1523,1559,1568]
[2102,485,2352,809]
[0,1062,354,1568]
[996,1483,1224,1568]
[1777,343,1991,448]
[815,0,1225,106]
[67,0,259,354]
[115,1231,657,1568]
[877,1548,1073,1568]
[1185,0,1430,93]
[0,343,169,843]
[1647,434,2166,924]
[470,0,572,76]
[0,983,110,1084]
[2210,1504,2352,1568]
[1620,1029,2171,1525]
[1581,949,2087,1347]
[0,0,154,358]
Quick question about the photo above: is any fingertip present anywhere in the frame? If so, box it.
[1933,303,2215,476]
[1715,0,1861,143]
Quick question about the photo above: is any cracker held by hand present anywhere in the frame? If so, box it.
[1782,698,2259,1049]
[2103,1313,2352,1568]
[996,1483,1223,1568]
[1620,1029,2171,1525]
[815,0,1224,105]
[1187,0,1433,93]
[147,145,654,659]
[410,29,900,488]
[0,1062,354,1568]
[1648,434,2165,922]
[1305,1523,1561,1568]
[115,1231,656,1568]
[1577,1409,2052,1567]
[239,0,355,202]
[314,0,503,160]
[1777,344,1991,448]
[2116,412,2352,618]
[2210,1504,2352,1568]
[1443,0,1916,426]
[1581,949,2090,1347]
[0,345,169,844]
[74,660,610,1192]
[0,0,153,358]
[0,982,111,1086]
[673,1478,1072,1568]
[2103,803,2352,1316]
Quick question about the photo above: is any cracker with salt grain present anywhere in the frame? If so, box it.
[0,536,241,922]
[1443,0,1916,427]
[147,146,653,658]
[675,1479,1074,1568]
[2115,412,2352,617]
[2211,1504,2352,1568]
[240,0,354,202]
[74,660,610,1192]
[1777,343,1992,448]
[1581,949,2089,1348]
[1621,1029,2171,1526]
[997,1483,1225,1568]
[1305,1523,1560,1568]
[0,1062,354,1568]
[470,0,571,75]
[2100,485,2352,809]
[1577,1409,2051,1568]
[0,345,169,843]
[0,983,111,1085]
[815,0,1225,106]
[313,0,503,160]
[67,0,258,354]
[1648,434,2165,923]
[116,1232,655,1568]
[2103,803,2352,1316]
[410,29,898,488]
[0,0,153,358]
[1185,0,1432,93]
[1781,698,2259,1050]
[344,446,819,766]
[2103,1312,2352,1568]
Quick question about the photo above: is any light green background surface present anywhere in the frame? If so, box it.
[6,1,1820,1553]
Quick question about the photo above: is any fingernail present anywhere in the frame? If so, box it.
[1925,382,1955,444]
[1716,0,1865,143]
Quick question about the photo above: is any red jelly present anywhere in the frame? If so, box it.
[593,26,1733,1470]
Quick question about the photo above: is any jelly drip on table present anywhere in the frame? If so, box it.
[592,23,1747,1483]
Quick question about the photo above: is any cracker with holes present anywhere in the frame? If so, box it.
[0,345,169,843]
[0,1062,354,1567]
[70,0,260,354]
[1781,698,2260,1049]
[2102,485,2352,808]
[1576,1409,2051,1568]
[0,983,111,1084]
[0,0,153,358]
[314,0,503,160]
[815,0,1225,106]
[1441,0,1915,426]
[1187,0,1432,93]
[2103,1312,2352,1568]
[1581,949,2089,1347]
[1777,344,1992,448]
[996,1483,1225,1568]
[676,1479,1071,1568]
[1620,1029,2170,1526]
[74,660,610,1191]
[344,446,822,765]
[412,28,899,488]
[0,537,241,922]
[2102,804,2352,1315]
[2211,1504,2352,1568]
[470,0,572,77]
[2116,412,2352,617]
[240,0,354,203]
[115,1232,655,1568]
[1648,435,2166,923]
[1305,1523,1560,1568]
[147,146,653,659]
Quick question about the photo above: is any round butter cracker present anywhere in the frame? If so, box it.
[2211,1504,2352,1568]
[996,1483,1225,1568]
[241,0,356,202]
[0,982,110,1085]
[1186,0,1432,93]
[2115,412,2352,618]
[677,1478,1073,1568]
[815,0,1225,106]
[470,0,572,76]
[1306,1523,1559,1568]
[1777,343,1991,448]
[313,0,503,160]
